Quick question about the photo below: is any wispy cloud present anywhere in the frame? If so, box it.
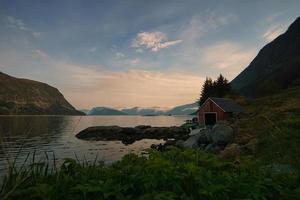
[180,12,238,41]
[262,13,290,42]
[263,24,286,42]
[165,12,241,79]
[115,52,125,58]
[127,58,140,65]
[7,16,29,31]
[62,68,204,108]
[89,47,97,53]
[31,49,49,59]
[6,16,40,38]
[32,32,41,38]
[200,42,255,78]
[266,12,284,23]
[131,31,182,52]
[0,48,203,108]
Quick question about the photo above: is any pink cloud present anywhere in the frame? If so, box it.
[132,31,182,52]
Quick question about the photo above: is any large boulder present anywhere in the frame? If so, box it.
[182,133,202,148]
[197,129,211,144]
[189,128,201,136]
[210,122,234,145]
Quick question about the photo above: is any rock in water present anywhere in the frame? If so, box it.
[76,126,189,145]
[76,126,123,140]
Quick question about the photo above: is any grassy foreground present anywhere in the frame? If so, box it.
[0,147,299,200]
[1,87,300,200]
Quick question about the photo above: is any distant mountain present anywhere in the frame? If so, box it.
[86,103,198,116]
[79,109,90,114]
[88,107,127,115]
[231,17,300,97]
[121,104,198,116]
[0,71,84,115]
[165,102,198,115]
[121,107,167,116]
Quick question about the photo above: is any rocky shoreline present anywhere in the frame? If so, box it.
[76,125,190,145]
[76,121,254,158]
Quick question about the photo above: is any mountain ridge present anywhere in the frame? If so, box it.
[165,102,198,115]
[0,71,84,115]
[121,106,167,116]
[88,107,127,115]
[231,17,300,97]
[86,102,198,116]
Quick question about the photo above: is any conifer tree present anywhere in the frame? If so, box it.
[199,77,213,106]
[215,74,231,97]
[199,74,232,106]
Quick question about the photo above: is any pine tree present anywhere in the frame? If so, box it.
[216,74,225,97]
[199,77,213,106]
[198,74,232,106]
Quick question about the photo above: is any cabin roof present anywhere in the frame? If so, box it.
[200,97,245,113]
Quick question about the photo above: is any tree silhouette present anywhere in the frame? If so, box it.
[199,77,213,106]
[198,74,232,106]
[215,74,231,97]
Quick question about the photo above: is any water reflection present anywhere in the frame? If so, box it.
[0,115,189,178]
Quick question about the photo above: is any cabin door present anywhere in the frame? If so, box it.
[204,113,217,126]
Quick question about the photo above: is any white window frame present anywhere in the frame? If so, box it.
[203,112,217,125]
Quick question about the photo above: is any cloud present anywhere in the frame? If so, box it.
[7,16,29,31]
[115,52,125,58]
[266,12,284,23]
[131,31,182,52]
[31,49,49,59]
[62,68,205,108]
[135,49,144,53]
[32,32,41,38]
[117,58,140,65]
[6,16,40,38]
[89,47,97,53]
[263,24,286,42]
[169,12,240,75]
[200,42,256,78]
[0,48,204,108]
[127,58,139,65]
[180,12,238,41]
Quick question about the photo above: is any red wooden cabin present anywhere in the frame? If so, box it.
[197,97,244,126]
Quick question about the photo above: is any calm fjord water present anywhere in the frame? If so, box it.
[0,115,189,176]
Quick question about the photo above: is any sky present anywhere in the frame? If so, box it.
[0,0,299,109]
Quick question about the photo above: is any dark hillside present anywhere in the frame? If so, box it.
[0,72,84,115]
[231,17,300,97]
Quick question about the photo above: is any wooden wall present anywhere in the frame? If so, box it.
[197,99,230,124]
